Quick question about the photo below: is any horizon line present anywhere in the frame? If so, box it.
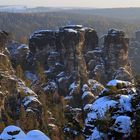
[0,5,140,9]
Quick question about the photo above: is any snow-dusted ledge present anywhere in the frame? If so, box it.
[0,125,50,140]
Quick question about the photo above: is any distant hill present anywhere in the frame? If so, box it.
[0,6,70,13]
[0,7,140,43]
[0,5,27,13]
[64,8,140,21]
[1,6,140,21]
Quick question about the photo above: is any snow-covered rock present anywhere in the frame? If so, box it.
[87,127,104,140]
[64,29,77,34]
[25,130,50,140]
[86,96,118,122]
[0,125,26,140]
[107,79,131,87]
[112,116,132,137]
[84,79,137,139]
[22,95,41,107]
[0,125,51,140]
[119,95,133,112]
[24,71,38,82]
[7,41,29,68]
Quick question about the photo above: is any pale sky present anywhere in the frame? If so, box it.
[0,0,140,8]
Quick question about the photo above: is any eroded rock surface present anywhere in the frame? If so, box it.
[0,26,135,139]
[0,31,42,132]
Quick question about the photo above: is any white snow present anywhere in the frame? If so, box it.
[71,108,82,112]
[0,126,51,140]
[64,96,73,100]
[82,84,90,92]
[56,71,66,78]
[48,123,56,127]
[21,86,37,96]
[22,96,41,106]
[64,29,77,33]
[25,130,50,140]
[26,108,34,112]
[107,79,131,87]
[0,125,26,140]
[86,96,118,122]
[88,79,104,90]
[108,28,118,36]
[24,71,38,82]
[69,82,79,91]
[87,127,103,140]
[92,83,101,89]
[119,95,133,112]
[29,30,54,39]
[17,44,29,50]
[82,91,93,99]
[83,104,92,111]
[113,116,131,136]
[43,81,57,92]
[0,53,6,56]
[64,25,83,28]
[58,77,65,83]
[91,82,104,94]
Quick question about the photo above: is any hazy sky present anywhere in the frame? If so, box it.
[0,0,140,8]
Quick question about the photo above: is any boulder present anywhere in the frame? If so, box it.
[84,79,136,139]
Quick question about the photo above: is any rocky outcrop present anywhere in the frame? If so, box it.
[7,41,29,70]
[28,25,98,84]
[17,27,132,87]
[0,31,43,132]
[102,29,131,81]
[1,25,134,139]
[0,31,9,53]
[84,79,138,140]
[28,25,99,109]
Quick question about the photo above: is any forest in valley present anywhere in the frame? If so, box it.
[0,8,140,43]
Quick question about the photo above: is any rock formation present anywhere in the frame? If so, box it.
[0,31,43,132]
[28,25,99,109]
[129,30,140,74]
[0,25,135,139]
[102,29,131,81]
[28,25,98,84]
[7,41,29,70]
[84,79,140,140]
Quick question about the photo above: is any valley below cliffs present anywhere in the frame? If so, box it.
[0,25,140,140]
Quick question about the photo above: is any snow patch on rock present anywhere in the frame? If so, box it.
[113,116,132,137]
[86,96,118,122]
[0,125,26,140]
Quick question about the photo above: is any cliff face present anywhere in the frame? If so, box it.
[0,31,43,132]
[129,30,140,74]
[28,25,99,108]
[28,26,132,84]
[0,25,135,139]
[86,28,132,83]
[28,25,98,84]
[103,29,130,81]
